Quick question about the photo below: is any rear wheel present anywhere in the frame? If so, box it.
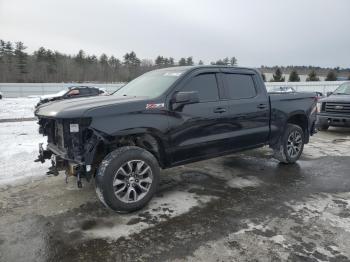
[273,124,304,164]
[95,146,160,212]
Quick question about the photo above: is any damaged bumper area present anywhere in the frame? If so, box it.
[35,117,102,187]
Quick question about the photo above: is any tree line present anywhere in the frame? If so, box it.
[1,39,348,83]
[0,39,237,83]
[263,67,350,82]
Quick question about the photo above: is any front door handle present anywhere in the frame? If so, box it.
[257,104,267,109]
[213,107,226,113]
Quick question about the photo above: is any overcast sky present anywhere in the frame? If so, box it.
[0,0,349,68]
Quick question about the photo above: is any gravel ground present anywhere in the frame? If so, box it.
[0,126,350,262]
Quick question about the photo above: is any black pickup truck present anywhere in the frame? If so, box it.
[35,66,317,212]
[317,82,350,130]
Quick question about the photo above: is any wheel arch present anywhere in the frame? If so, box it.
[286,112,309,143]
[93,128,169,169]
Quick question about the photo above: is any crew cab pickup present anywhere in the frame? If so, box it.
[317,82,350,130]
[35,66,317,212]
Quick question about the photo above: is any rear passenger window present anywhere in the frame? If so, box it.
[181,73,219,102]
[224,74,256,99]
[79,88,91,95]
[90,88,100,95]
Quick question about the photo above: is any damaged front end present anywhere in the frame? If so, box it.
[36,117,104,187]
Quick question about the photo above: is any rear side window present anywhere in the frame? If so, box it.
[78,88,91,95]
[224,74,256,99]
[90,88,100,95]
[181,73,219,102]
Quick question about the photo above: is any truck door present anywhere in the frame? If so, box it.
[221,72,270,149]
[167,70,230,164]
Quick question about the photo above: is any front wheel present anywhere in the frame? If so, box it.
[273,124,304,164]
[95,146,160,212]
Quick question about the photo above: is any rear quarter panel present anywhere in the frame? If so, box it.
[269,93,317,145]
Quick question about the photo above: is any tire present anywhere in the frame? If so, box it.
[319,124,329,131]
[95,146,160,212]
[273,124,304,164]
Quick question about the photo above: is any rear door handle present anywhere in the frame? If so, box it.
[257,104,267,109]
[213,107,226,113]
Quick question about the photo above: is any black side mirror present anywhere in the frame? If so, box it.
[172,91,199,110]
[326,92,333,97]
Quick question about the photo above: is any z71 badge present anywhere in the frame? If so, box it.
[146,103,165,109]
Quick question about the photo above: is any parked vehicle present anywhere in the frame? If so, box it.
[317,82,350,130]
[0,91,2,99]
[35,66,317,212]
[36,86,107,107]
[269,86,296,93]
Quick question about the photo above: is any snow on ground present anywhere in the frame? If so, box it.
[83,191,214,241]
[303,130,350,158]
[0,97,38,119]
[0,121,49,184]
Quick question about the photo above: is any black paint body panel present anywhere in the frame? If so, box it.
[35,66,317,168]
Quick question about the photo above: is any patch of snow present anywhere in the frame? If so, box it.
[232,222,267,235]
[0,98,38,119]
[270,234,286,244]
[227,176,262,189]
[83,190,214,241]
[285,193,350,232]
[0,121,49,184]
[303,134,350,159]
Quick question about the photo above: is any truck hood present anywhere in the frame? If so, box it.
[35,95,148,118]
[320,94,350,103]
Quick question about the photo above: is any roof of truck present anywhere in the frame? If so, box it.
[155,65,260,74]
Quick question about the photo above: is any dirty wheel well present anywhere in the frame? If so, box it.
[94,133,165,169]
[287,114,309,142]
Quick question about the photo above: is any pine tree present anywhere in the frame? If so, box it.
[75,50,86,65]
[306,70,320,81]
[288,70,300,82]
[45,49,57,77]
[14,42,28,82]
[178,58,187,66]
[198,60,204,65]
[186,57,194,66]
[0,40,6,59]
[230,57,237,66]
[222,57,230,65]
[325,71,337,81]
[4,41,14,81]
[155,56,164,66]
[123,51,140,67]
[271,68,285,82]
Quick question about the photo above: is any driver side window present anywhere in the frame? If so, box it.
[181,73,219,102]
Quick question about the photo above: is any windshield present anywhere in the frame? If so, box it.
[114,69,184,98]
[333,82,350,95]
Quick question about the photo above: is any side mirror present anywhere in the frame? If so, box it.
[172,91,199,110]
[326,92,333,97]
